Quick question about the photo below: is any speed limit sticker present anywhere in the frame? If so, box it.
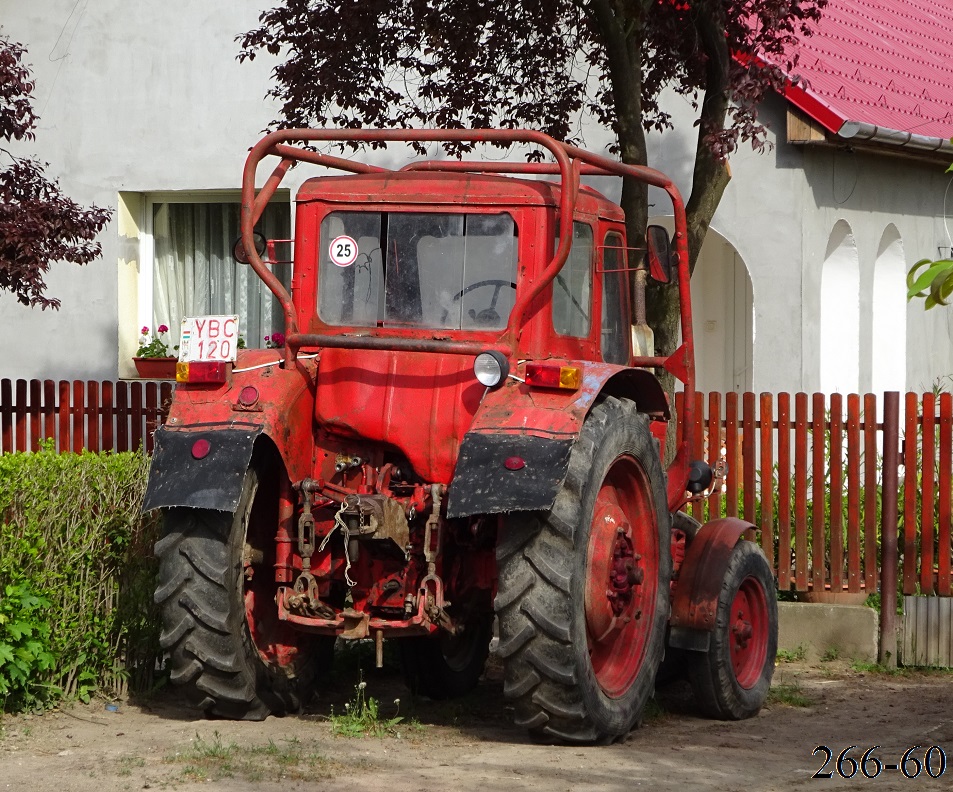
[329,235,358,267]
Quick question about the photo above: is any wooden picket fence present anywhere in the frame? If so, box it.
[1,379,951,599]
[675,391,953,598]
[0,379,174,454]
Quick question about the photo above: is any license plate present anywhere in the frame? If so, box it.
[178,315,240,362]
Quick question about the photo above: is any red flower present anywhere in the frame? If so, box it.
[157,324,169,333]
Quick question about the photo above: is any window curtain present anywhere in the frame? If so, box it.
[152,202,291,350]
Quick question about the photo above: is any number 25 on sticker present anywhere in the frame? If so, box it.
[329,235,358,267]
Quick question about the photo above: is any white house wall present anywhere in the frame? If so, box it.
[0,0,293,379]
[2,4,953,394]
[646,91,953,395]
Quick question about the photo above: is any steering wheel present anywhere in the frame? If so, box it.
[441,279,517,327]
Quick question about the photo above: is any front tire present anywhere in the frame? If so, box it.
[687,540,777,720]
[495,397,671,743]
[155,464,329,720]
[398,617,492,699]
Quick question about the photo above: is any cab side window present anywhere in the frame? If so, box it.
[601,232,629,364]
[551,222,593,337]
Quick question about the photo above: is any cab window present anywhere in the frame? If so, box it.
[601,232,629,364]
[551,222,592,337]
[317,211,517,329]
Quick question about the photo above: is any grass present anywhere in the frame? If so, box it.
[776,645,807,663]
[163,731,339,783]
[850,660,953,677]
[117,755,145,776]
[767,682,814,708]
[821,646,840,662]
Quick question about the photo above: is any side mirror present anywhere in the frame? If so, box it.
[646,225,677,285]
[232,232,267,264]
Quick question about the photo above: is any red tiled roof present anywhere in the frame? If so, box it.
[766,0,953,141]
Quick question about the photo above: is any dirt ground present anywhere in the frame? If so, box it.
[2,654,952,792]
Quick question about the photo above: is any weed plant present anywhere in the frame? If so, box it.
[329,678,404,738]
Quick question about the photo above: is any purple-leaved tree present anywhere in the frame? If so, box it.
[0,31,111,310]
[238,0,827,365]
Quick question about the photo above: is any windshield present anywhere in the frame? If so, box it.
[317,212,517,330]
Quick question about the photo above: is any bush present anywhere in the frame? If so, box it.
[0,444,161,711]
[0,582,55,710]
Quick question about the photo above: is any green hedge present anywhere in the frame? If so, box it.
[0,444,162,711]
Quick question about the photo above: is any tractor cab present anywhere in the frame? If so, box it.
[294,172,630,360]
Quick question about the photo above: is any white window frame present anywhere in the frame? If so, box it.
[119,189,293,378]
[137,190,293,334]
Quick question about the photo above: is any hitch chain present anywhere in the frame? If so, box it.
[419,484,455,634]
[288,488,334,619]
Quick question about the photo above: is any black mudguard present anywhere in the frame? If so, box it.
[143,425,263,512]
[446,431,575,519]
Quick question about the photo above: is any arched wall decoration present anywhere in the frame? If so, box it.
[871,225,906,394]
[820,220,860,394]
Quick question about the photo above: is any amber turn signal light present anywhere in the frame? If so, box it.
[176,361,228,384]
[524,362,581,390]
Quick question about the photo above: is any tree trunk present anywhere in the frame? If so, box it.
[646,6,733,462]
[588,0,651,294]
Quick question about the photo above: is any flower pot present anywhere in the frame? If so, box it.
[133,356,178,379]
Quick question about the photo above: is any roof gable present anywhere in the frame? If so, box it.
[767,0,953,145]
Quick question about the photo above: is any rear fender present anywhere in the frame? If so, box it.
[144,353,317,511]
[446,361,668,518]
[143,425,263,512]
[667,517,751,652]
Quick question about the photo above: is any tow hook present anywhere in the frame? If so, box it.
[288,487,334,619]
[287,571,334,619]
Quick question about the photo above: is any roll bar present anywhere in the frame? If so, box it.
[240,128,695,473]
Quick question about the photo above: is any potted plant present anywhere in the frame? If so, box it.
[133,325,178,379]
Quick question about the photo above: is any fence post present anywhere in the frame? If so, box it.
[879,391,900,669]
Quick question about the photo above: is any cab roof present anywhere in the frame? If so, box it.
[296,171,624,222]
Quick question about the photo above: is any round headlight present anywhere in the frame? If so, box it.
[474,351,509,388]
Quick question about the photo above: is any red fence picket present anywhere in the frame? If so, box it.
[679,390,952,598]
[0,378,170,454]
[1,381,951,597]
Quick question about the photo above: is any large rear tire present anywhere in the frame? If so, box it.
[686,540,777,720]
[155,464,330,720]
[495,397,671,743]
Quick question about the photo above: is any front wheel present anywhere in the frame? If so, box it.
[495,397,671,743]
[154,463,331,719]
[687,540,778,720]
[398,617,492,699]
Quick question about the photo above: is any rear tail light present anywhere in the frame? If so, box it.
[176,361,229,384]
[524,363,581,390]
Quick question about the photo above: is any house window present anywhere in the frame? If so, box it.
[552,222,593,337]
[139,194,291,351]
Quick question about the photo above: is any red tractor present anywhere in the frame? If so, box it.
[144,129,777,743]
